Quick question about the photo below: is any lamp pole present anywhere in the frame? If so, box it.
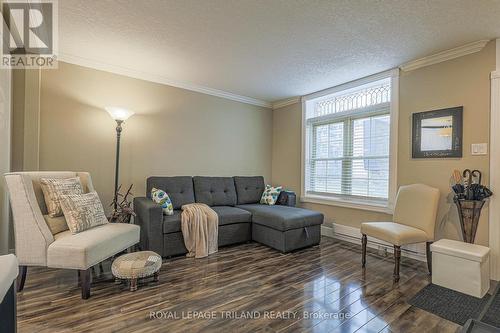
[113,120,123,212]
[105,106,134,213]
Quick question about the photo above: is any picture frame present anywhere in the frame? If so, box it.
[412,106,463,158]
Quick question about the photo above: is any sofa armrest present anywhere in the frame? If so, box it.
[133,197,163,255]
[276,191,297,207]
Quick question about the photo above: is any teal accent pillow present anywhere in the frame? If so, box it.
[260,185,283,205]
[151,187,174,215]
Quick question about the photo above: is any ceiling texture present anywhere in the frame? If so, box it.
[59,0,500,106]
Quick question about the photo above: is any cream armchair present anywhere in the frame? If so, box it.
[4,172,140,299]
[360,184,440,281]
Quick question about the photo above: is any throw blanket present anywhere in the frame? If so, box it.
[181,203,218,258]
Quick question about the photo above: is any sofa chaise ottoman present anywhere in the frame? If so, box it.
[236,204,322,253]
[134,176,323,256]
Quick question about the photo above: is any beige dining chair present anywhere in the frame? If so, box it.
[4,171,140,299]
[360,184,440,281]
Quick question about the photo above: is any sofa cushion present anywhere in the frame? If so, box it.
[236,204,323,231]
[233,176,265,204]
[47,223,140,270]
[193,177,237,206]
[147,177,194,210]
[211,206,251,225]
[162,206,251,234]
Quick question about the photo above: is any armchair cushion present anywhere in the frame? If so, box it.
[360,222,429,246]
[47,223,140,270]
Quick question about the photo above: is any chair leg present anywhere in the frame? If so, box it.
[361,234,367,268]
[426,241,433,275]
[79,269,91,299]
[17,266,27,292]
[393,246,401,282]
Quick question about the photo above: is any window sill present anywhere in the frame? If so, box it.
[300,194,393,214]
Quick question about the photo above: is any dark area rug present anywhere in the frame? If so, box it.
[409,284,491,326]
[481,286,500,328]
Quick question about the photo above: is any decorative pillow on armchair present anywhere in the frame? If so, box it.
[60,191,108,234]
[151,188,174,215]
[260,185,283,205]
[40,177,83,217]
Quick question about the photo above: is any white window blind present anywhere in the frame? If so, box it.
[304,78,392,203]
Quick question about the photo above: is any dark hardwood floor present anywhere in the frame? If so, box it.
[17,237,459,333]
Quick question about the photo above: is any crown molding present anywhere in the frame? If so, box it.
[400,40,490,72]
[272,97,301,109]
[57,53,272,108]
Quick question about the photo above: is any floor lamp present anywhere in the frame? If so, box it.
[105,106,134,212]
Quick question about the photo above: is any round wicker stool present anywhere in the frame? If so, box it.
[111,251,162,291]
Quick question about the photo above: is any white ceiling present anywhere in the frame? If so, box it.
[59,0,500,105]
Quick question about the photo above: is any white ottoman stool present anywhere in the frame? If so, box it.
[431,239,490,298]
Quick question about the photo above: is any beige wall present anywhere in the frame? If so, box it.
[272,41,496,246]
[12,70,25,172]
[11,68,41,172]
[38,62,272,214]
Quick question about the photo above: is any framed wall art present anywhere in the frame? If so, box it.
[412,106,463,158]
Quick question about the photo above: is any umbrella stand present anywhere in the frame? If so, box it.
[453,198,485,243]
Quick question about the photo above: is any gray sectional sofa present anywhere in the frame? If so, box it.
[134,176,323,257]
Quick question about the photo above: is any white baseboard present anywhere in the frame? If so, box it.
[321,224,427,262]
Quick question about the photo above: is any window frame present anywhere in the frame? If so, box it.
[301,69,399,213]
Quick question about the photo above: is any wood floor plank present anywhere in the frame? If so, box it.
[16,237,458,333]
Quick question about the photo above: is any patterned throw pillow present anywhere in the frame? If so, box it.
[60,191,108,234]
[260,185,283,205]
[151,188,174,215]
[40,177,84,217]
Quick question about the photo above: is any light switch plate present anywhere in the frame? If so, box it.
[471,143,488,155]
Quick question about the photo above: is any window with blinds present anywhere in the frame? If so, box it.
[304,78,392,203]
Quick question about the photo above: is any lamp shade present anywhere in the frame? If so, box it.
[105,106,134,121]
